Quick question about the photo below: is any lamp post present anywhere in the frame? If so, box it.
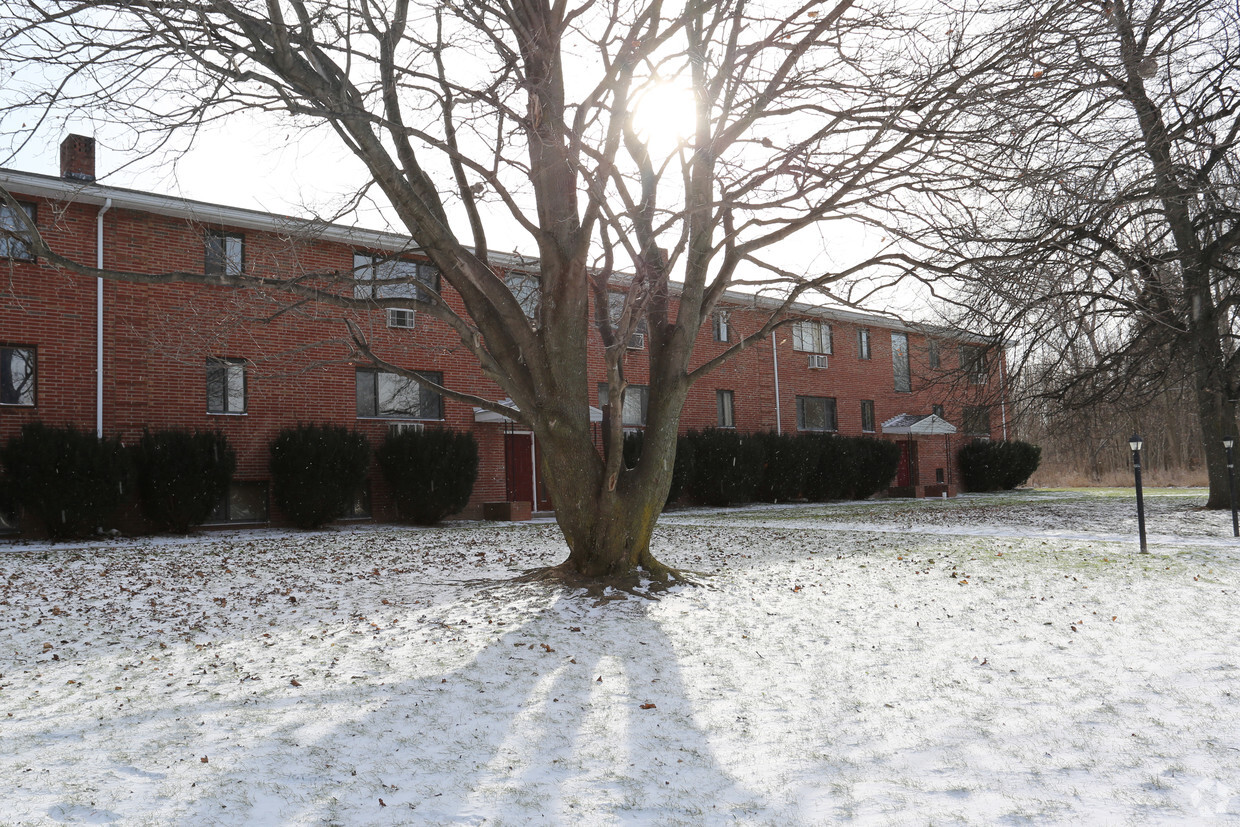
[1130,434,1148,553]
[1225,435,1238,538]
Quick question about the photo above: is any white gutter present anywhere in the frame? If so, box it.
[96,198,112,438]
[771,331,782,435]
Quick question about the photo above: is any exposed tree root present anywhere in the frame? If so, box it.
[513,557,701,601]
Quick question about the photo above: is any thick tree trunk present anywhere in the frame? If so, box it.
[1188,306,1237,509]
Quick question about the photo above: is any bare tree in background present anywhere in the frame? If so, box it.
[1,0,1025,584]
[935,0,1240,506]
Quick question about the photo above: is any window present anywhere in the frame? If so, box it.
[0,202,36,260]
[928,339,941,370]
[356,369,444,419]
[206,358,246,414]
[343,483,371,519]
[960,345,988,384]
[597,383,648,427]
[354,253,439,302]
[932,403,945,419]
[713,312,731,343]
[796,396,837,431]
[0,346,36,406]
[861,400,875,433]
[717,389,735,428]
[857,328,871,360]
[892,332,911,393]
[506,270,542,322]
[204,231,244,276]
[792,320,832,354]
[207,481,269,524]
[608,292,648,348]
[963,405,991,436]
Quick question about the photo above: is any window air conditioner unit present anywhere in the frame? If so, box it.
[808,354,829,369]
[387,308,416,329]
[627,332,646,350]
[389,421,425,435]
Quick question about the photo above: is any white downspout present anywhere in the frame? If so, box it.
[998,344,1008,441]
[96,198,112,438]
[771,332,782,435]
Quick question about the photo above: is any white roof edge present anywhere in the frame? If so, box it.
[1,167,1007,344]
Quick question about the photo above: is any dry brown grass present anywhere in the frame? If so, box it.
[1029,462,1208,489]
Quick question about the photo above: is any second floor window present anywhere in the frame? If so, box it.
[205,231,244,276]
[857,328,871,360]
[356,368,444,419]
[354,254,439,302]
[607,292,649,348]
[713,312,731,343]
[892,332,911,393]
[793,320,832,355]
[929,339,941,370]
[0,202,36,261]
[963,405,991,436]
[960,345,989,384]
[505,270,542,322]
[206,357,247,413]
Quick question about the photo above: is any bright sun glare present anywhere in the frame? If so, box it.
[631,83,698,154]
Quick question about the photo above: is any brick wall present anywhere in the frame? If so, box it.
[2,184,1007,527]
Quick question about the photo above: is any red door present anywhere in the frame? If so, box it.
[504,433,553,510]
[896,441,918,487]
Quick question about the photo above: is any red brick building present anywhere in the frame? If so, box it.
[1,137,1008,531]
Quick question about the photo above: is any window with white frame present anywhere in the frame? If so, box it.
[963,405,991,436]
[356,368,444,419]
[353,254,440,302]
[960,345,988,384]
[597,383,648,427]
[793,320,832,354]
[0,202,36,261]
[796,396,837,431]
[0,345,36,406]
[857,328,871,360]
[860,399,875,432]
[712,311,731,343]
[607,292,648,348]
[717,389,735,428]
[204,231,244,276]
[505,270,542,322]
[206,357,247,414]
[892,332,911,392]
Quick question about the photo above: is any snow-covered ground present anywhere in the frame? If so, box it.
[2,488,1238,825]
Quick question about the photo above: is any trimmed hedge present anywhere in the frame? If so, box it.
[133,429,236,534]
[752,431,812,503]
[377,428,478,525]
[850,437,901,499]
[681,428,765,506]
[957,439,1042,492]
[0,422,132,539]
[270,424,371,529]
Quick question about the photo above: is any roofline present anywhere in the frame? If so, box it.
[1,167,1007,346]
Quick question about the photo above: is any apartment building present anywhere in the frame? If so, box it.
[1,136,1006,529]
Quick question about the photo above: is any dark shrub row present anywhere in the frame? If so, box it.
[0,421,479,537]
[956,440,1041,492]
[622,428,901,508]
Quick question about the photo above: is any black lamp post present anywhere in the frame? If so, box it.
[1130,434,1148,553]
[1225,435,1238,538]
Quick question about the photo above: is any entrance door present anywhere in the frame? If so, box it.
[896,440,919,487]
[504,433,553,511]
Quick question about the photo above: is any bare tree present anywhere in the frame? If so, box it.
[2,0,1022,584]
[934,0,1240,507]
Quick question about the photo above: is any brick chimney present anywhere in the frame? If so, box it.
[60,135,96,181]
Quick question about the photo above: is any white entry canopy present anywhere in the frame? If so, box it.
[880,413,957,435]
[474,398,604,424]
